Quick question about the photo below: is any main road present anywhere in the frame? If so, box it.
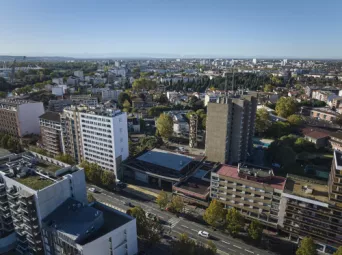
[89,184,275,255]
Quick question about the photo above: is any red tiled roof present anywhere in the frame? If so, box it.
[216,165,286,190]
[304,130,329,139]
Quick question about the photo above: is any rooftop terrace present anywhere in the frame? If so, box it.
[14,174,54,190]
[284,175,330,204]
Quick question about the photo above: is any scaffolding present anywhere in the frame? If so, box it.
[189,114,198,148]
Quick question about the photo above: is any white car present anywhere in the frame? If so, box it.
[198,230,209,238]
[88,187,96,193]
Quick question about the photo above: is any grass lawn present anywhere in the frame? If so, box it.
[14,175,54,190]
[36,161,60,173]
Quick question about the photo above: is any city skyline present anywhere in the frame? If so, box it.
[1,0,342,58]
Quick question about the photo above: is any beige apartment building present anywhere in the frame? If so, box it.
[39,112,63,156]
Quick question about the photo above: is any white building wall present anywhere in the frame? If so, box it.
[17,102,45,136]
[81,213,138,255]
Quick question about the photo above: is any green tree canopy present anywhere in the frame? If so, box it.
[156,190,169,209]
[156,113,173,140]
[296,237,317,255]
[0,91,6,98]
[87,193,96,203]
[275,97,297,118]
[264,84,274,92]
[169,196,184,213]
[256,108,271,134]
[203,199,226,228]
[118,92,131,107]
[226,208,244,236]
[265,121,291,139]
[54,154,75,164]
[132,78,157,91]
[333,247,342,255]
[248,220,263,241]
[287,114,304,126]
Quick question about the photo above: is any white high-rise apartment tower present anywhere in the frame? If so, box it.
[61,106,129,179]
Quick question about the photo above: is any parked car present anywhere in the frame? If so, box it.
[88,187,96,193]
[198,230,210,238]
[122,201,134,207]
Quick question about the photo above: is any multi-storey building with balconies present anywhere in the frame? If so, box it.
[205,95,257,164]
[39,112,63,156]
[210,163,286,231]
[0,99,44,137]
[329,150,342,203]
[61,105,129,179]
[0,152,138,255]
[280,173,342,254]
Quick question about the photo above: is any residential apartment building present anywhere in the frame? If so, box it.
[48,99,72,112]
[330,132,342,151]
[210,164,286,230]
[61,105,129,179]
[280,173,342,254]
[0,99,44,137]
[39,112,63,156]
[329,150,342,203]
[205,95,257,164]
[101,89,123,102]
[70,94,98,107]
[309,108,338,122]
[0,152,138,255]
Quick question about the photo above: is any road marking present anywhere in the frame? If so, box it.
[191,229,197,232]
[222,240,230,245]
[181,225,189,229]
[225,247,236,252]
[233,245,242,249]
[245,249,254,254]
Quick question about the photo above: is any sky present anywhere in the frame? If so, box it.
[0,0,342,59]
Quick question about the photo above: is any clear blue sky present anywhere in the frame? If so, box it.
[1,0,341,58]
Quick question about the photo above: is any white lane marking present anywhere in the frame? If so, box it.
[222,240,230,245]
[191,229,197,232]
[226,247,237,252]
[233,245,242,249]
[181,225,189,229]
[245,249,254,254]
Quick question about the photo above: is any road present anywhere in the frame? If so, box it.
[88,184,275,255]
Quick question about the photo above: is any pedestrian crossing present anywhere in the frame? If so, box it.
[168,217,181,228]
[102,202,126,213]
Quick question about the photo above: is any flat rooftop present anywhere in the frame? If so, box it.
[14,174,54,190]
[79,202,132,245]
[137,149,193,172]
[36,161,61,173]
[43,198,103,242]
[174,176,210,195]
[284,175,330,204]
[217,165,286,190]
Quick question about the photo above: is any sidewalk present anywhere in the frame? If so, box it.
[127,184,160,198]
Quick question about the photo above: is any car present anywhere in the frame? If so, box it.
[88,187,96,193]
[122,201,134,207]
[198,230,210,238]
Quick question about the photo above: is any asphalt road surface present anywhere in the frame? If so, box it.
[88,184,276,255]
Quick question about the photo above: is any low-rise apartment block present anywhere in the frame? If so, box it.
[70,94,98,107]
[0,99,44,137]
[210,164,286,230]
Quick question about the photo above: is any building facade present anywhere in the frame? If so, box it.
[48,99,72,112]
[61,106,129,179]
[101,89,123,102]
[210,164,285,230]
[0,99,45,137]
[205,95,257,164]
[39,112,63,156]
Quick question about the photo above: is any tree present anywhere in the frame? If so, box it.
[266,121,291,138]
[264,84,274,92]
[287,114,303,126]
[226,208,244,237]
[296,237,317,255]
[334,247,342,255]
[122,99,131,112]
[100,170,116,188]
[248,220,263,241]
[170,196,184,213]
[54,154,75,164]
[132,78,157,91]
[0,91,6,98]
[256,108,271,134]
[87,193,96,203]
[118,92,131,107]
[203,199,226,228]
[156,190,169,209]
[0,135,10,149]
[207,240,217,254]
[130,206,148,236]
[156,113,173,140]
[275,97,297,118]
